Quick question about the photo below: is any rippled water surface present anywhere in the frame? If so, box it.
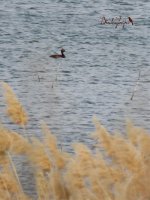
[0,0,150,195]
[1,0,150,140]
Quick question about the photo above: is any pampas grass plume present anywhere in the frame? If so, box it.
[0,127,11,153]
[2,82,28,126]
[41,122,69,169]
[9,131,31,155]
[28,138,51,172]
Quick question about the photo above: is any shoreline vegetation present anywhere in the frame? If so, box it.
[0,82,150,200]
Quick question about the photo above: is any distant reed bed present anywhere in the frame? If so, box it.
[0,82,149,200]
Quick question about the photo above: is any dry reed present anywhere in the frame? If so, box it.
[2,82,28,126]
[0,82,149,200]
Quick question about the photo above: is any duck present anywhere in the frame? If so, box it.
[49,48,66,58]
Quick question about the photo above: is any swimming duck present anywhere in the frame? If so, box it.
[49,48,66,58]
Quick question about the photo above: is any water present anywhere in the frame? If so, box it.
[0,0,150,196]
[0,0,150,141]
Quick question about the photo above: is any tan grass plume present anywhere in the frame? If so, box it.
[2,82,28,126]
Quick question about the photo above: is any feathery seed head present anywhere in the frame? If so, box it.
[2,82,28,126]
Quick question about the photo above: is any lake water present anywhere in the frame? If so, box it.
[0,0,150,196]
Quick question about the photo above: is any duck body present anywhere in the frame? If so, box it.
[50,54,65,58]
[49,48,66,59]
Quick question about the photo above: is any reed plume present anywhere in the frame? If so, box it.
[0,167,30,200]
[35,170,50,200]
[0,127,11,153]
[27,137,51,172]
[2,82,28,126]
[9,131,31,155]
[49,170,69,200]
[41,122,69,169]
[93,117,142,172]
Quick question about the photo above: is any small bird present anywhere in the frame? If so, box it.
[128,17,133,25]
[49,48,66,58]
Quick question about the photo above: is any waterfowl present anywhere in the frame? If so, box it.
[128,17,133,25]
[49,48,66,58]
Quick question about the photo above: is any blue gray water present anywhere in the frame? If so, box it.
[0,0,150,143]
[0,0,150,196]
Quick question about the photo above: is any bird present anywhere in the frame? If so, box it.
[128,17,133,25]
[49,48,66,58]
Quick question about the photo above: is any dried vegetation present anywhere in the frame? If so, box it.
[0,82,149,200]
